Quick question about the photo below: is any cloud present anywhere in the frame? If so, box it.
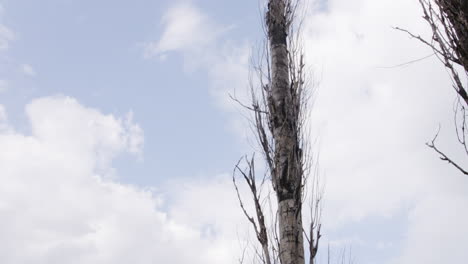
[21,64,37,77]
[24,96,143,173]
[388,194,468,264]
[302,0,468,262]
[144,2,252,138]
[144,1,468,262]
[143,3,220,59]
[0,96,247,264]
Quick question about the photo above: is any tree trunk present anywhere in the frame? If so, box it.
[266,1,305,264]
[438,0,468,72]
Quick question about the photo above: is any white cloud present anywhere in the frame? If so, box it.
[145,1,468,262]
[21,64,37,77]
[145,2,252,139]
[144,3,219,59]
[25,96,144,174]
[0,96,248,264]
[302,0,468,262]
[388,193,468,264]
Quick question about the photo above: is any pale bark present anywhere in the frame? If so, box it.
[233,1,321,263]
[267,1,305,264]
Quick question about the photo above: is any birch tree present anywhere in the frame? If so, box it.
[233,1,322,264]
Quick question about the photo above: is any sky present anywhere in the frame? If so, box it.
[0,0,467,264]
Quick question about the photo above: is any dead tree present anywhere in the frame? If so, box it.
[396,0,468,174]
[233,1,322,264]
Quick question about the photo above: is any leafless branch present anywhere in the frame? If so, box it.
[397,0,468,174]
[234,156,272,264]
[234,1,323,264]
[427,128,468,174]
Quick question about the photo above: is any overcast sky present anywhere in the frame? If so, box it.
[0,0,467,263]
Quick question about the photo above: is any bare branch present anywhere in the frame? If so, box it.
[233,156,272,264]
[234,1,323,264]
[427,129,468,175]
[398,0,468,175]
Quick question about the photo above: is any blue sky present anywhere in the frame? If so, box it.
[1,0,261,185]
[0,0,467,264]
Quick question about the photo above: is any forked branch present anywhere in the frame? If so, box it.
[427,129,468,175]
[233,156,272,264]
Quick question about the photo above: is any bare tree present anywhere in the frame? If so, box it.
[233,1,322,264]
[396,0,468,174]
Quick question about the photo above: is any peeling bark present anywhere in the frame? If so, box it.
[233,1,321,263]
[267,1,305,264]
